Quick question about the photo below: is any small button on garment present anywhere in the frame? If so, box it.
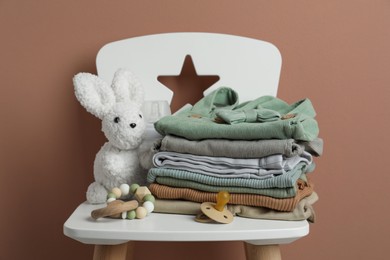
[281,113,296,120]
[130,123,137,128]
[188,114,202,119]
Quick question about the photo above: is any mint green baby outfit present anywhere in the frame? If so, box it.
[154,87,319,141]
[147,162,312,198]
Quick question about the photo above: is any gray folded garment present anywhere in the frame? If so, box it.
[299,138,323,157]
[152,151,312,179]
[158,135,323,158]
[153,192,318,223]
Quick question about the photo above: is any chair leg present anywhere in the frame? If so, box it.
[244,243,282,260]
[93,242,135,260]
[126,241,135,260]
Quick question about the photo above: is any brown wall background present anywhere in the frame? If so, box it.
[1,1,390,259]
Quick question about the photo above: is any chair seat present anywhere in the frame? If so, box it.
[64,202,309,246]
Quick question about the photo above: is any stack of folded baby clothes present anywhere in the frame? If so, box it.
[146,87,323,222]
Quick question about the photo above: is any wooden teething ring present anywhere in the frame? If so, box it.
[91,200,139,220]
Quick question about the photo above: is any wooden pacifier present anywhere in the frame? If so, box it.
[91,200,138,220]
[195,191,234,224]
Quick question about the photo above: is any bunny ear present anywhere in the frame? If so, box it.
[73,72,115,119]
[111,69,144,107]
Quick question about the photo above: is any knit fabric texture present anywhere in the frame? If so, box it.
[149,178,313,212]
[153,192,319,222]
[159,135,325,158]
[154,87,319,141]
[147,162,309,189]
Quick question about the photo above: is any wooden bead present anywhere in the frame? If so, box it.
[127,210,136,220]
[143,194,155,203]
[107,197,116,203]
[143,201,154,214]
[135,207,147,219]
[107,192,117,199]
[119,184,130,196]
[111,187,122,199]
[135,186,151,202]
[130,184,140,193]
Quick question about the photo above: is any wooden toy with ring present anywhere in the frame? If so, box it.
[91,184,155,220]
[195,191,234,224]
[91,200,138,219]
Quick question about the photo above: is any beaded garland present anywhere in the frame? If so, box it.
[106,183,156,220]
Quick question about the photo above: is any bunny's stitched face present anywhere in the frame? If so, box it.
[101,102,145,150]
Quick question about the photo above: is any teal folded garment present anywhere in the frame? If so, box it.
[147,162,310,190]
[154,87,319,141]
[148,165,312,198]
[154,177,298,198]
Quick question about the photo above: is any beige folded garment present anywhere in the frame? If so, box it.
[153,192,318,223]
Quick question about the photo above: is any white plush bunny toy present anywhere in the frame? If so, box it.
[73,69,147,204]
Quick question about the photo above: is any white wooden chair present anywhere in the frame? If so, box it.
[64,32,309,260]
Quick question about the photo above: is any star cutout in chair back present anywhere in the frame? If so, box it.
[158,55,220,112]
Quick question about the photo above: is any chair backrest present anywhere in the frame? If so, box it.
[96,32,282,106]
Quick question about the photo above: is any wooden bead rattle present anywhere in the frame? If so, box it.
[91,183,155,220]
[195,191,234,224]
